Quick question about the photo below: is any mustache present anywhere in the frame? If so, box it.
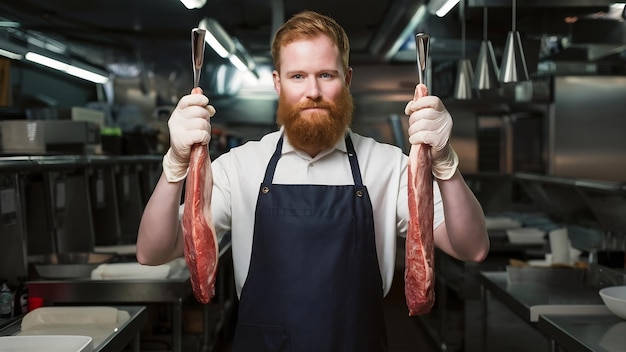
[296,101,333,110]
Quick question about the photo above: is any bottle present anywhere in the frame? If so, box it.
[13,276,28,316]
[597,232,626,268]
[0,279,12,318]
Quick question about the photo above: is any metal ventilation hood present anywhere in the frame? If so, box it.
[0,0,624,100]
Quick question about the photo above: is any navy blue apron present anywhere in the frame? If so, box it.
[232,134,387,352]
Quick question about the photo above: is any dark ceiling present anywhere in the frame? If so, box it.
[0,0,623,95]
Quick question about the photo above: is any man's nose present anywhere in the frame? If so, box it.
[304,78,321,99]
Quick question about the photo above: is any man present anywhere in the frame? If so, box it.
[137,10,489,352]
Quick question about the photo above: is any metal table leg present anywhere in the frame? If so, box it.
[481,285,488,352]
[131,333,141,352]
[172,297,183,352]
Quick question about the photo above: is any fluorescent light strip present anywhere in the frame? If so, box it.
[0,48,22,60]
[26,52,66,70]
[65,66,110,84]
[216,64,227,95]
[435,0,460,17]
[384,5,427,60]
[228,54,248,71]
[0,21,20,28]
[204,31,230,58]
[25,52,109,84]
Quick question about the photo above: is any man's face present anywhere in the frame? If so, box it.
[273,35,353,153]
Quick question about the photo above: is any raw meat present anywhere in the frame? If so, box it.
[405,84,435,316]
[181,103,218,304]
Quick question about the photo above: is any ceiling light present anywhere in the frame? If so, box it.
[473,41,499,90]
[453,0,473,99]
[0,48,22,60]
[428,0,461,17]
[232,39,260,80]
[499,31,529,83]
[26,52,66,70]
[233,37,256,72]
[498,0,529,83]
[198,18,258,80]
[25,52,109,84]
[454,59,474,99]
[65,66,109,84]
[198,18,235,58]
[384,5,427,60]
[0,36,26,60]
[473,7,500,90]
[179,0,206,9]
[0,21,20,28]
[228,54,247,72]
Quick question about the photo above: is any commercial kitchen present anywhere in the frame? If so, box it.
[0,0,625,351]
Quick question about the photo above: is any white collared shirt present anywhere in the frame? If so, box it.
[206,127,443,297]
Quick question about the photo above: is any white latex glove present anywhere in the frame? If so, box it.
[404,84,459,180]
[162,90,216,182]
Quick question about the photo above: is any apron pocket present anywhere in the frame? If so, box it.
[233,322,291,352]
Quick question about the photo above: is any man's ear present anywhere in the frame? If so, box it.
[273,70,281,95]
[344,67,353,88]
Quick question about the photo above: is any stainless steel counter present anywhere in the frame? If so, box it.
[416,230,551,351]
[537,314,625,352]
[477,271,609,322]
[0,305,147,352]
[27,270,190,352]
[26,237,233,352]
[477,270,621,352]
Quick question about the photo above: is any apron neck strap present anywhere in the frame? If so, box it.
[345,134,363,186]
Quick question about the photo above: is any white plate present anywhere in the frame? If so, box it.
[19,307,130,347]
[527,259,551,267]
[506,227,546,244]
[0,335,93,352]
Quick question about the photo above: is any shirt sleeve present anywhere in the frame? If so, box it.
[210,153,234,238]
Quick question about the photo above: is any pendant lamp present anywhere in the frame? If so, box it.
[472,7,500,90]
[453,0,473,99]
[498,0,529,83]
[454,59,474,99]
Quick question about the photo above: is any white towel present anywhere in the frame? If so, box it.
[91,262,170,280]
[506,227,545,244]
[486,216,522,230]
[549,228,570,265]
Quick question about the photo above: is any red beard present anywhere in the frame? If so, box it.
[276,86,354,152]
